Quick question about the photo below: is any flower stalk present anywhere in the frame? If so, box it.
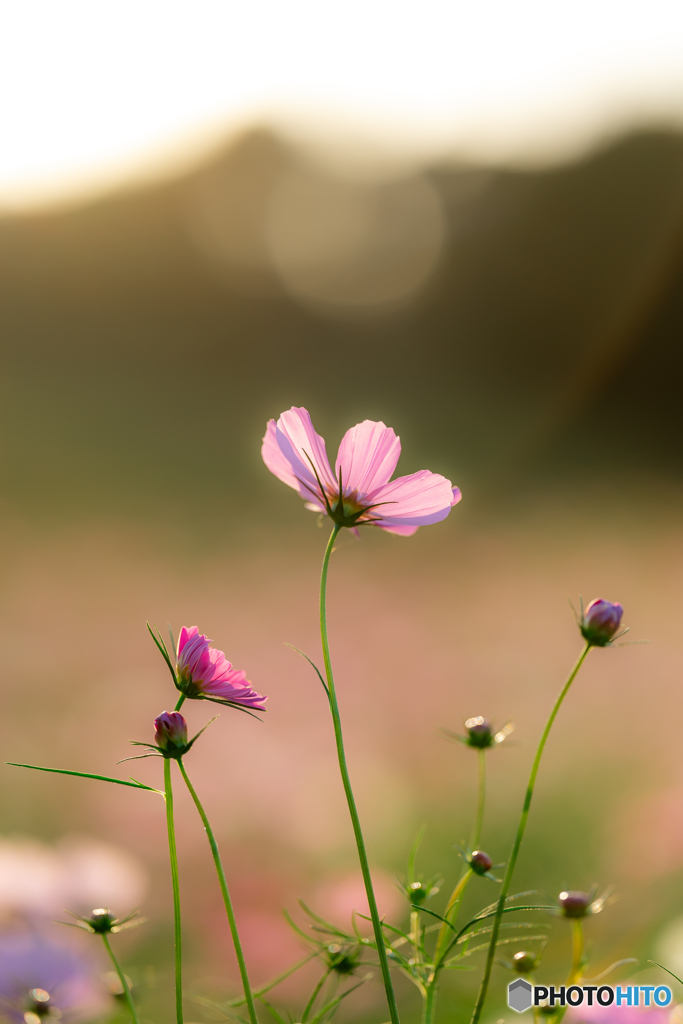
[319,523,401,1024]
[469,642,592,1024]
[101,932,140,1024]
[178,760,259,1024]
[163,757,184,1024]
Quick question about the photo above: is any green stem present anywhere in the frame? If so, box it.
[174,694,186,711]
[164,757,183,1024]
[470,749,486,851]
[469,643,592,1024]
[424,745,489,1023]
[101,933,140,1024]
[569,919,584,984]
[178,761,258,1024]
[319,524,401,1024]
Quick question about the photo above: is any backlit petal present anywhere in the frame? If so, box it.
[370,470,456,526]
[335,420,401,496]
[275,407,336,504]
[261,419,301,491]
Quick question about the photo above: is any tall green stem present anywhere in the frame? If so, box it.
[319,524,401,1024]
[424,745,488,1023]
[569,920,584,984]
[178,761,258,1024]
[164,757,184,1024]
[469,643,591,1024]
[470,749,486,852]
[101,933,140,1024]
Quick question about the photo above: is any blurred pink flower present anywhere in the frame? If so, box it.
[176,626,267,710]
[567,1004,672,1024]
[262,407,461,535]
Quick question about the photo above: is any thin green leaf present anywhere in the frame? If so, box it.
[147,622,178,686]
[308,978,368,1024]
[258,997,289,1024]
[411,905,456,931]
[648,960,683,986]
[6,763,162,794]
[286,644,329,698]
[199,696,265,720]
[407,824,427,883]
[443,904,554,962]
[582,958,638,983]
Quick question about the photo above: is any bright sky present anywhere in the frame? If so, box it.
[3,0,683,208]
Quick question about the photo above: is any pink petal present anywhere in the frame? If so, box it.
[451,486,462,505]
[335,420,401,496]
[370,470,456,526]
[261,420,301,492]
[377,523,420,536]
[275,407,336,504]
[177,626,197,656]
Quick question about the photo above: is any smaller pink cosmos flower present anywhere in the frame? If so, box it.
[175,627,267,712]
[262,407,461,535]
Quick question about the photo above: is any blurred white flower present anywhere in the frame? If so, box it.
[0,836,147,921]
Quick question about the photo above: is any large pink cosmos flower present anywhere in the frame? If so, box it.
[175,627,267,711]
[262,407,461,535]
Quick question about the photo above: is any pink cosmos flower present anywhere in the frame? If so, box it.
[262,407,461,535]
[176,626,267,711]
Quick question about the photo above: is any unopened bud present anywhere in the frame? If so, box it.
[558,890,591,918]
[470,850,493,875]
[87,908,117,934]
[512,951,537,974]
[154,711,188,754]
[580,599,623,647]
[465,717,494,748]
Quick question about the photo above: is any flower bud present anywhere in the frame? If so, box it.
[512,951,537,974]
[580,598,623,647]
[470,850,493,875]
[465,717,494,748]
[154,711,188,754]
[86,908,117,934]
[558,890,591,918]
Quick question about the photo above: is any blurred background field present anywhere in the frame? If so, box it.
[3,3,683,1023]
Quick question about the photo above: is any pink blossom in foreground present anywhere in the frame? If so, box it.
[262,407,461,535]
[176,626,267,710]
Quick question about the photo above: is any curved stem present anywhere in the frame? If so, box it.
[319,524,401,1024]
[164,757,184,1024]
[101,933,140,1024]
[178,761,258,1024]
[433,868,473,970]
[424,746,489,1022]
[469,643,592,1024]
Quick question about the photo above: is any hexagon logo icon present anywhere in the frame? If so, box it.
[508,979,533,1012]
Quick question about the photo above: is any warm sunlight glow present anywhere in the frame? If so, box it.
[3,0,683,207]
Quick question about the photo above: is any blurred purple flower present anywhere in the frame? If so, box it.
[262,406,461,535]
[581,598,624,647]
[176,626,267,710]
[0,932,109,1023]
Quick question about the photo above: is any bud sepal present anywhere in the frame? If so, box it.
[443,717,515,750]
[124,711,217,763]
[62,907,146,935]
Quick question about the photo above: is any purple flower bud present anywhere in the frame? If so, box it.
[154,711,188,752]
[580,598,623,647]
[465,717,494,748]
[470,850,493,875]
[558,890,591,918]
[512,951,537,974]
